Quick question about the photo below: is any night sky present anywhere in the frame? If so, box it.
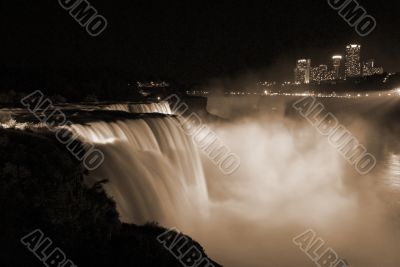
[1,0,400,83]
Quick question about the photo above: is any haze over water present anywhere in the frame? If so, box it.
[74,96,400,267]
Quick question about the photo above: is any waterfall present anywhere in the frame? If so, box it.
[70,116,208,226]
[384,154,400,191]
[104,102,172,115]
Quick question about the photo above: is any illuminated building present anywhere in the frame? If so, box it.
[326,70,337,81]
[332,55,343,79]
[311,67,318,82]
[311,65,328,83]
[345,44,361,78]
[294,59,311,84]
[362,59,384,76]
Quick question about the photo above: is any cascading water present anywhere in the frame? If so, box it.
[385,154,400,190]
[4,93,400,266]
[70,117,208,227]
[64,98,400,267]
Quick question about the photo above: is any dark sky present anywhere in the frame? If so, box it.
[1,0,400,83]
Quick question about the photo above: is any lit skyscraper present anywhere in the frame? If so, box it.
[345,44,361,78]
[332,55,343,80]
[311,65,329,83]
[294,59,311,84]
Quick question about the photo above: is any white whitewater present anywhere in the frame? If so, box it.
[104,102,172,115]
[70,117,208,227]
[67,103,400,267]
[384,154,400,191]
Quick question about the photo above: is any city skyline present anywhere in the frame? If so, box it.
[2,1,400,86]
[294,43,384,84]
